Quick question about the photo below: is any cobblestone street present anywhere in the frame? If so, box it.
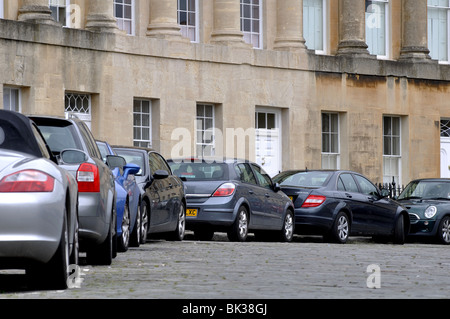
[1,234,449,300]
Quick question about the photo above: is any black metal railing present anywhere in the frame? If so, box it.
[377,180,405,199]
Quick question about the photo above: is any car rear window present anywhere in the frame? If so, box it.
[274,171,332,187]
[169,162,229,181]
[35,122,83,154]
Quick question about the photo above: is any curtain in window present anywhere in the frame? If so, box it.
[365,0,387,56]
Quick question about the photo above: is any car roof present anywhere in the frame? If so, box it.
[167,158,250,164]
[0,110,45,158]
[112,145,155,153]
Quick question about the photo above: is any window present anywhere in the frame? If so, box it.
[365,0,389,58]
[383,116,401,184]
[178,0,198,42]
[49,0,68,26]
[235,163,257,185]
[354,174,379,196]
[251,163,272,189]
[114,0,134,35]
[441,118,450,137]
[338,173,359,193]
[133,99,152,148]
[3,87,20,112]
[65,93,92,129]
[0,0,4,19]
[303,0,327,53]
[428,0,450,63]
[240,0,262,49]
[322,113,339,169]
[196,104,215,158]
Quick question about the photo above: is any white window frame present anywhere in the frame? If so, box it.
[365,0,390,59]
[303,0,328,55]
[114,0,135,36]
[49,0,70,27]
[196,104,215,158]
[321,112,340,169]
[427,0,450,64]
[65,92,92,129]
[240,0,263,49]
[0,0,4,19]
[3,87,21,113]
[178,0,199,43]
[133,99,152,148]
[383,116,401,185]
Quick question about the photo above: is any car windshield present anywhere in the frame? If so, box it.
[273,171,332,187]
[398,180,450,200]
[114,150,146,176]
[169,162,229,181]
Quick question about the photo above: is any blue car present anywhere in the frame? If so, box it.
[97,141,141,252]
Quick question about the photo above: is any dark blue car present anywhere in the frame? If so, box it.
[167,159,295,242]
[97,141,141,252]
[273,170,409,244]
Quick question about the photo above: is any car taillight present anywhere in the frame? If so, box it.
[0,170,55,192]
[77,163,100,193]
[212,183,236,197]
[301,195,326,208]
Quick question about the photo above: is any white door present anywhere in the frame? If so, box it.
[441,137,450,178]
[255,108,281,177]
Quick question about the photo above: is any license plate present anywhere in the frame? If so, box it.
[186,209,198,217]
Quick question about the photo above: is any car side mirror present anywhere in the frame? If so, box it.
[106,155,127,170]
[123,163,140,179]
[60,149,88,164]
[153,169,169,180]
[273,182,281,192]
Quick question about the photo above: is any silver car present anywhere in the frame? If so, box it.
[30,115,117,265]
[0,110,80,289]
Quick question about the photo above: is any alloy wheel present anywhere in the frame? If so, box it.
[337,215,349,242]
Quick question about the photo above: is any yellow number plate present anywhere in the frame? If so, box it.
[289,196,294,202]
[186,209,198,217]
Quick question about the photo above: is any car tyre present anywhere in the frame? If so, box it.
[69,217,79,266]
[279,210,294,242]
[140,201,149,244]
[168,203,186,241]
[228,206,249,242]
[328,211,349,244]
[130,201,141,247]
[437,216,450,245]
[117,202,131,252]
[393,214,406,245]
[86,214,114,266]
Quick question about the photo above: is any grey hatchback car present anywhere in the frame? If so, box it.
[167,159,295,242]
[29,115,117,265]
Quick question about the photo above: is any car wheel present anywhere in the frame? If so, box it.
[86,214,113,266]
[130,202,141,247]
[393,214,406,245]
[279,210,294,242]
[228,206,249,242]
[140,201,149,244]
[168,203,186,241]
[69,217,79,266]
[437,216,450,245]
[328,211,349,244]
[28,212,71,289]
[117,203,130,252]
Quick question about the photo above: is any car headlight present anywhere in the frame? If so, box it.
[424,206,437,219]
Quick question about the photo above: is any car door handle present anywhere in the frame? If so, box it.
[265,193,270,198]
[248,190,254,194]
[345,193,352,198]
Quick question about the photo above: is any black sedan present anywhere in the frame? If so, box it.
[112,146,186,242]
[167,159,295,242]
[396,178,450,244]
[272,170,409,244]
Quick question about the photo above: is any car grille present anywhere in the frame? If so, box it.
[409,213,420,224]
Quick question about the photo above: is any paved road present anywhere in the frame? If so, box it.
[1,233,449,301]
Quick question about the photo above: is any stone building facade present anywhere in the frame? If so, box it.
[1,0,450,185]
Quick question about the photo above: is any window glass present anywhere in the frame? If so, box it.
[178,0,198,42]
[251,163,272,189]
[354,174,379,196]
[240,0,262,48]
[168,162,229,181]
[428,0,449,62]
[338,173,359,193]
[235,163,257,185]
[303,0,324,51]
[114,0,134,35]
[365,0,389,57]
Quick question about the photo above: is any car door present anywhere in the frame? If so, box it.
[250,163,284,229]
[234,163,265,227]
[337,173,373,234]
[353,174,396,235]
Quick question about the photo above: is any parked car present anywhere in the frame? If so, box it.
[96,140,141,251]
[0,110,81,289]
[113,146,186,242]
[272,170,409,244]
[167,158,295,242]
[29,115,117,265]
[396,178,450,244]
